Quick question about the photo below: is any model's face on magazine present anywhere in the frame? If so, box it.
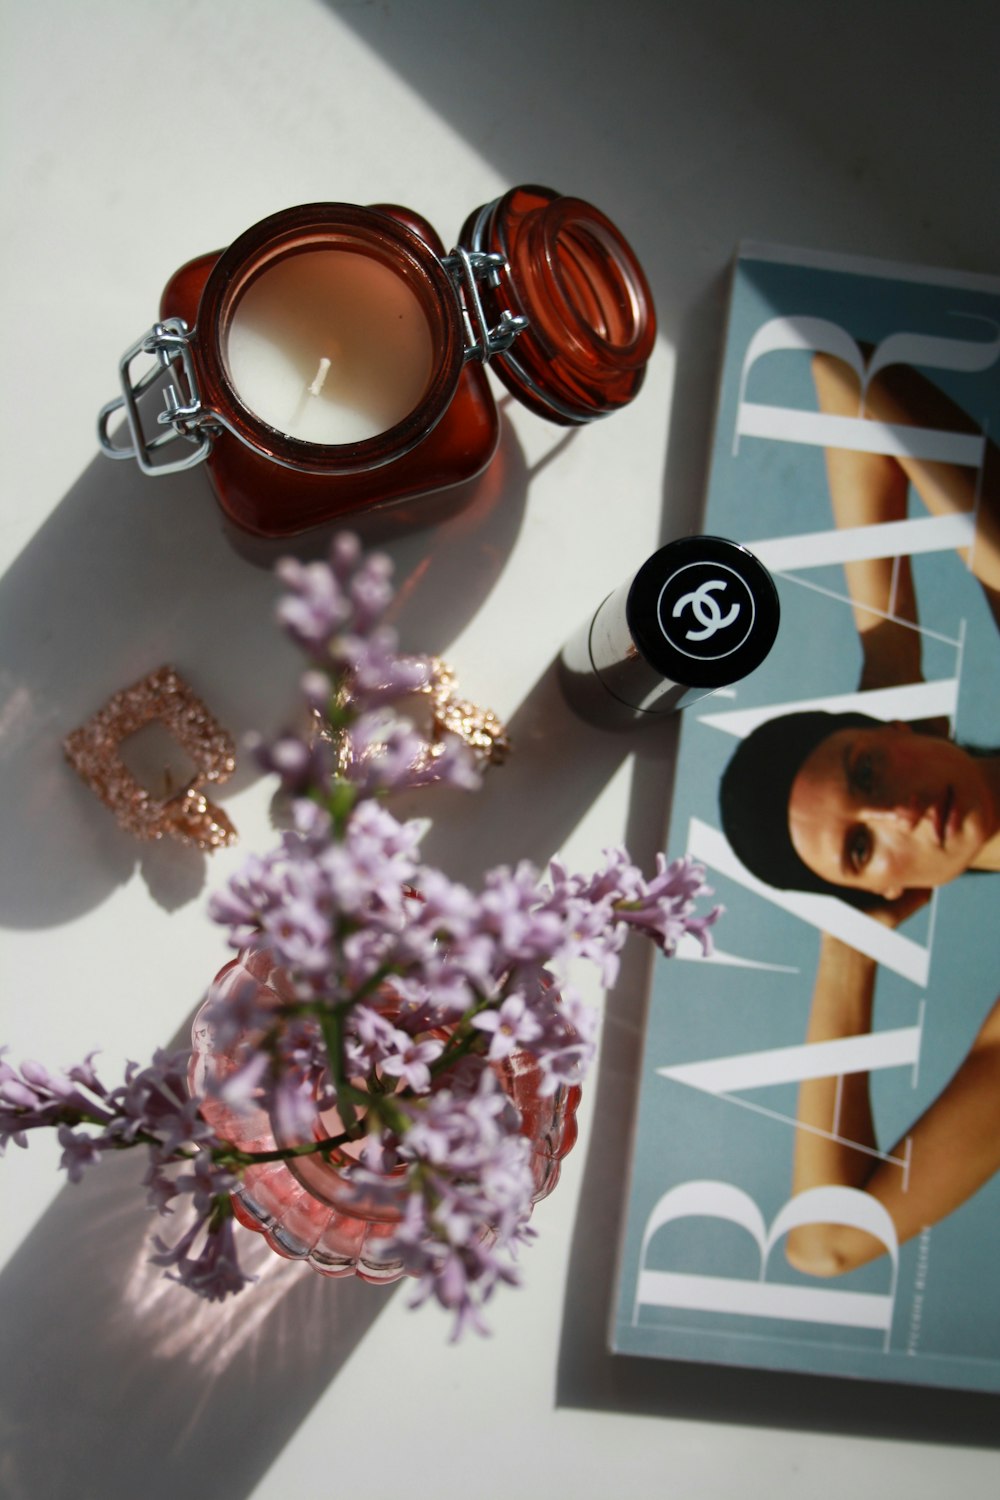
[787,723,996,899]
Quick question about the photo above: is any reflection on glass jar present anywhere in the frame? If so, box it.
[189,948,582,1284]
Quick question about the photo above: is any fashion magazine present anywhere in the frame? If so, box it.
[612,243,1000,1391]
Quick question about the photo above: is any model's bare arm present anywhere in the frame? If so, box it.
[811,353,921,689]
[812,352,1000,653]
[786,932,881,1275]
[788,925,1000,1276]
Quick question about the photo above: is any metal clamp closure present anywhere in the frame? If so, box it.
[441,248,528,364]
[97,319,215,476]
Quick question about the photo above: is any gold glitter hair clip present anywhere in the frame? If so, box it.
[326,655,510,782]
[414,657,511,771]
[63,666,237,852]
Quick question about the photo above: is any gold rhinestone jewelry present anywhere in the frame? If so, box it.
[323,656,510,783]
[63,666,237,851]
[422,658,510,769]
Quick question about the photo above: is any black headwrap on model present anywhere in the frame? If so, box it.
[718,710,882,910]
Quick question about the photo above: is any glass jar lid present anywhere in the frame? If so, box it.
[459,184,656,425]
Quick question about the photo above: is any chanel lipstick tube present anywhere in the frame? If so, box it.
[559,535,779,728]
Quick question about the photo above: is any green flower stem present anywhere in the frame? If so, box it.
[207,1194,235,1231]
[225,1131,353,1167]
[371,1094,409,1136]
[337,962,396,1010]
[428,991,493,1077]
[317,1004,362,1134]
[325,777,358,836]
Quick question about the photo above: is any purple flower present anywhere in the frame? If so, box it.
[171,1150,239,1216]
[341,542,394,631]
[109,1049,213,1158]
[0,1050,114,1152]
[344,1005,399,1074]
[404,735,481,793]
[214,1048,271,1112]
[275,536,398,670]
[537,1041,592,1097]
[275,557,352,655]
[57,1125,104,1183]
[378,1030,444,1093]
[472,994,543,1062]
[607,851,722,956]
[345,798,425,885]
[387,1073,536,1340]
[151,1207,254,1302]
[251,730,333,796]
[344,634,430,705]
[400,1069,510,1170]
[341,713,430,795]
[144,1160,179,1215]
[207,851,287,949]
[477,862,565,970]
[269,1069,326,1143]
[262,888,332,977]
[66,1053,109,1095]
[289,796,334,850]
[408,1246,499,1341]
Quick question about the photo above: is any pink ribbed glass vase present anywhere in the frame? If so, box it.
[189,948,581,1284]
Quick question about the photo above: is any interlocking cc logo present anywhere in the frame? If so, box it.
[672,578,741,642]
[656,559,756,662]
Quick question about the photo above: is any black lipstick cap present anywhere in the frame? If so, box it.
[559,535,780,728]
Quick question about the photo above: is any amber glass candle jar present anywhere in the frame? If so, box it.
[98,186,655,537]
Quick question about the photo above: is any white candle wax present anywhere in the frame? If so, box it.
[225,249,435,445]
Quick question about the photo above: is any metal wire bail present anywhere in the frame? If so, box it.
[441,248,528,364]
[97,319,215,476]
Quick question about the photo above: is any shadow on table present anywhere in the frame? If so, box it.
[0,414,530,931]
[0,402,563,1499]
[412,653,640,883]
[0,586,673,1500]
[0,407,535,1491]
[0,1140,401,1500]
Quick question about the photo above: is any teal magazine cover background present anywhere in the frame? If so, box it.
[612,245,1000,1390]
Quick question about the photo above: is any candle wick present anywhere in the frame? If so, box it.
[308,357,331,397]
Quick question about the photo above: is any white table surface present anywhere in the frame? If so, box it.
[2,2,998,1497]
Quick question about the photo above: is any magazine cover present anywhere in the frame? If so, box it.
[611,243,1000,1391]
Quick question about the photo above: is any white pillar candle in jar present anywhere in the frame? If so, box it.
[225,250,436,445]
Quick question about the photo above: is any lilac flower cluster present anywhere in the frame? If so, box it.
[2,533,721,1337]
[0,1048,253,1300]
[393,1068,537,1340]
[271,534,476,798]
